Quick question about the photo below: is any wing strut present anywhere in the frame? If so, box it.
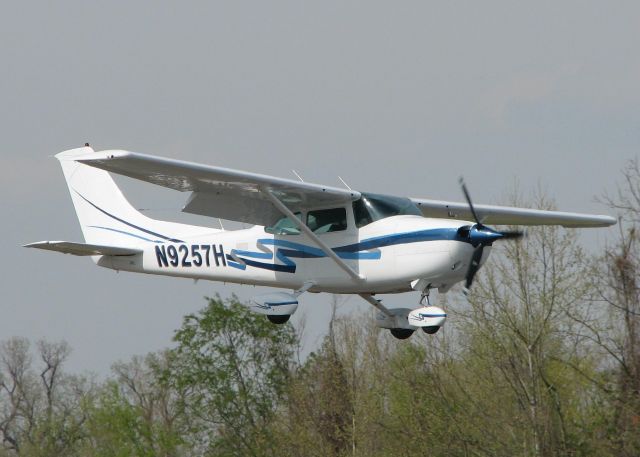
[262,188,365,282]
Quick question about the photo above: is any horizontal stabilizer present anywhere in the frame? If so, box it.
[24,241,142,256]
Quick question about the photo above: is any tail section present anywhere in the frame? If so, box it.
[56,146,215,247]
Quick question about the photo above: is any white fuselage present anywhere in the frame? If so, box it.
[97,215,488,294]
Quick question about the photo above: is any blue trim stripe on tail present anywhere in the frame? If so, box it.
[75,191,184,243]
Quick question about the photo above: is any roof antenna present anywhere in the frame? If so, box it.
[218,218,225,230]
[338,176,352,191]
[291,170,304,182]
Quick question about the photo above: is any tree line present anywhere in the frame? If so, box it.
[2,160,639,456]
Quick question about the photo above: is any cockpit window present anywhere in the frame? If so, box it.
[265,212,302,235]
[353,193,421,228]
[306,207,347,233]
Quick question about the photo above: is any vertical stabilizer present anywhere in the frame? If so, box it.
[56,146,214,247]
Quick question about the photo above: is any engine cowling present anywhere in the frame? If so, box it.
[248,292,299,317]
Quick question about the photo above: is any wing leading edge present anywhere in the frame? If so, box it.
[411,198,616,228]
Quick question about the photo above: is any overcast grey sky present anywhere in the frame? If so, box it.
[1,1,638,374]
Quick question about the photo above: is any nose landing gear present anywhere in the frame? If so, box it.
[361,286,447,340]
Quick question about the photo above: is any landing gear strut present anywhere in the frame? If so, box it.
[419,288,431,306]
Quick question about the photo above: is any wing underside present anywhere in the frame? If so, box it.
[76,150,360,226]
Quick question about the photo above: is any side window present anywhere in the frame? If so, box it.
[306,208,347,233]
[265,213,302,235]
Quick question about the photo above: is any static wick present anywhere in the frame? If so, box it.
[291,170,304,182]
[338,176,352,191]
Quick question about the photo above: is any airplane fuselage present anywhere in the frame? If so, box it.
[98,215,487,294]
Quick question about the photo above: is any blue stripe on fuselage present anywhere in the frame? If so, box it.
[231,227,465,273]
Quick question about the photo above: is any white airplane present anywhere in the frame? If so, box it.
[26,146,616,339]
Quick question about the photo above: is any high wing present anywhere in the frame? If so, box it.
[72,149,614,228]
[24,241,142,256]
[411,198,616,228]
[75,150,360,226]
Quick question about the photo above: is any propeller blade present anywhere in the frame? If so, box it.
[464,244,484,293]
[457,178,524,295]
[498,230,525,240]
[459,177,482,226]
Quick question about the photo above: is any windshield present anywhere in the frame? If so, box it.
[352,193,421,228]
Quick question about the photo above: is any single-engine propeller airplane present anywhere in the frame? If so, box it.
[26,146,616,339]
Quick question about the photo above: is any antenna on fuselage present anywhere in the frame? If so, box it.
[291,170,304,182]
[338,176,352,191]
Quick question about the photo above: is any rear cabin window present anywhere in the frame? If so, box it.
[264,212,302,235]
[306,208,347,233]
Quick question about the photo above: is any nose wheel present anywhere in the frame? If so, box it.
[422,326,440,334]
[417,289,441,333]
[409,283,447,335]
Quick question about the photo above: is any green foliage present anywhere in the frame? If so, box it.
[275,336,355,457]
[167,294,298,456]
[5,166,640,456]
[80,378,184,457]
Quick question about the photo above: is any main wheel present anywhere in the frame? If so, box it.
[390,328,414,339]
[422,326,440,334]
[267,315,290,324]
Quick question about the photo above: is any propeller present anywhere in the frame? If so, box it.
[458,178,524,293]
[464,244,485,291]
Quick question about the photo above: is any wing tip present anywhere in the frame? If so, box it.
[563,215,618,228]
[24,241,57,248]
[55,147,134,163]
[55,146,95,161]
